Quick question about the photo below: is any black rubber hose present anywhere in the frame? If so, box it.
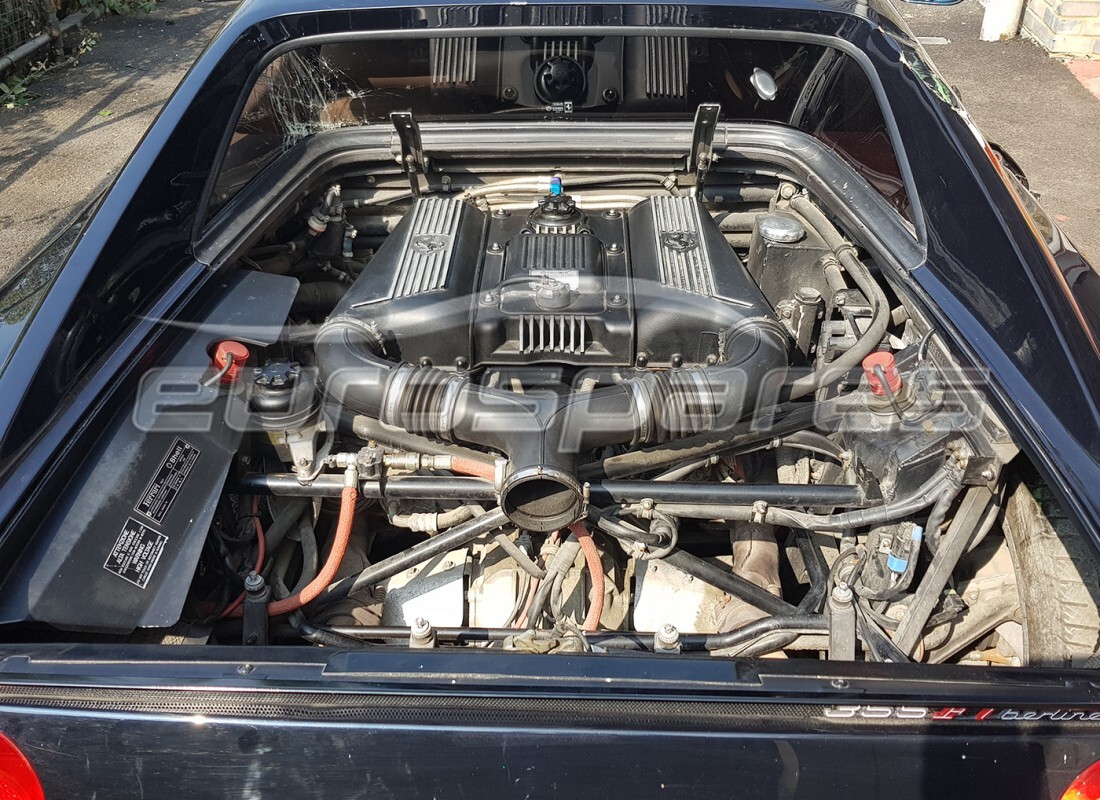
[494,532,547,580]
[585,399,845,480]
[923,481,961,555]
[289,516,319,595]
[291,281,347,314]
[715,211,765,232]
[703,613,828,651]
[787,196,891,401]
[261,498,308,555]
[351,415,495,466]
[288,612,369,648]
[767,466,958,532]
[641,463,957,533]
[661,550,797,616]
[591,508,666,547]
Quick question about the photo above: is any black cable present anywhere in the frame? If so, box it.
[493,532,546,580]
[923,482,961,555]
[858,597,899,631]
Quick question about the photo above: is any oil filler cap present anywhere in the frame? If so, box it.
[862,351,902,396]
[212,340,250,384]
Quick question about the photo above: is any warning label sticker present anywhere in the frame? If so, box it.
[135,437,200,524]
[104,517,168,589]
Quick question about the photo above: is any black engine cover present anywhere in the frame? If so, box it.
[332,193,781,371]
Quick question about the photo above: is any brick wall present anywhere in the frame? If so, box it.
[1021,0,1100,57]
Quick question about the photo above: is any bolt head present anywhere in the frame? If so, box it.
[655,624,681,649]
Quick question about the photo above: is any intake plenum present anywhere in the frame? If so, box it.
[316,317,787,531]
[315,194,790,532]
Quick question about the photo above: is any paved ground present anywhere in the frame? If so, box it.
[0,0,1097,281]
[904,1,1100,258]
[0,0,234,280]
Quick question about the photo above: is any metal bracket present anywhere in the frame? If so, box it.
[391,111,428,197]
[687,103,721,193]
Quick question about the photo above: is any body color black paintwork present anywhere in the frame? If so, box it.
[2,645,1100,799]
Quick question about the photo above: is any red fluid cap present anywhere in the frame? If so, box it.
[862,351,902,396]
[212,340,250,385]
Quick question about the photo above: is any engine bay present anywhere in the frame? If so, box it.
[6,134,1096,668]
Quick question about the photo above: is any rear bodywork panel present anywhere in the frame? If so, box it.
[3,647,1100,798]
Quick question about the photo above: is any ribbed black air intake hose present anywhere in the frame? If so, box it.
[316,315,787,531]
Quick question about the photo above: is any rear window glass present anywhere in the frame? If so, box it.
[212,34,910,220]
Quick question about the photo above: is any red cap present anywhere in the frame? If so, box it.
[212,340,250,385]
[862,351,902,396]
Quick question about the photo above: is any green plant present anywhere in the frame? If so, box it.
[0,28,99,111]
[0,74,38,108]
[79,0,156,14]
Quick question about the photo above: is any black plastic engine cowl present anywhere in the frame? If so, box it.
[332,193,782,371]
[318,193,789,531]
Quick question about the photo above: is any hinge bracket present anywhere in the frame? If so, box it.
[391,111,428,197]
[687,103,721,194]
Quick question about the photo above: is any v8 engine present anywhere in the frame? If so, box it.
[317,191,790,533]
[327,191,784,371]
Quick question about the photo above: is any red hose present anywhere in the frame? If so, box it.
[570,521,604,632]
[267,485,357,616]
[451,456,496,481]
[227,485,357,618]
